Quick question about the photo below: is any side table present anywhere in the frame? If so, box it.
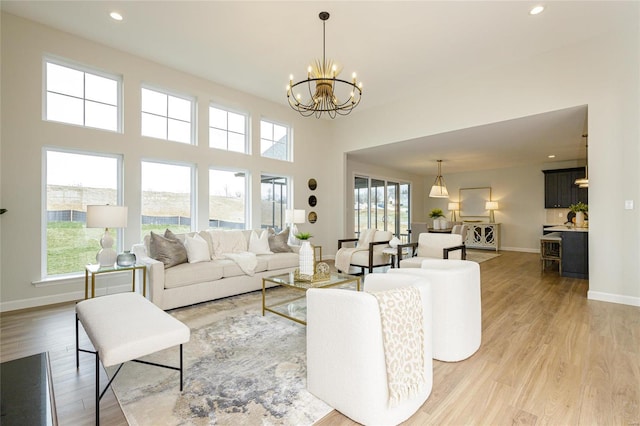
[84,264,147,299]
[382,247,412,268]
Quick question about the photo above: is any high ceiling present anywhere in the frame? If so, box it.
[3,1,624,174]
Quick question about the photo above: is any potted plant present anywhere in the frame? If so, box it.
[429,208,446,230]
[294,232,314,275]
[569,202,588,227]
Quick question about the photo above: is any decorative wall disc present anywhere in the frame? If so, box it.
[308,195,317,207]
[308,211,317,223]
[308,178,317,191]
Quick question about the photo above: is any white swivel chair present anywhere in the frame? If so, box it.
[307,273,433,426]
[398,232,466,268]
[389,259,481,362]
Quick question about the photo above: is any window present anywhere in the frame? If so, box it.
[44,58,121,132]
[141,161,194,238]
[209,169,247,229]
[260,119,290,161]
[261,174,289,230]
[354,176,411,242]
[141,87,195,144]
[209,106,248,153]
[44,149,122,277]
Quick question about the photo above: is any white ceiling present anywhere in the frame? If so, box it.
[3,1,622,175]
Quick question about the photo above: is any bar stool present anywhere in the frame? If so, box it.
[540,232,562,275]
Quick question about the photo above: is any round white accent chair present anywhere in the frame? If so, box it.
[306,273,433,426]
[388,259,481,362]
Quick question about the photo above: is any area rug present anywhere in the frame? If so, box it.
[465,249,502,263]
[108,289,332,425]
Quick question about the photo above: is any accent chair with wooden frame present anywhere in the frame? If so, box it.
[398,233,466,268]
[336,230,393,274]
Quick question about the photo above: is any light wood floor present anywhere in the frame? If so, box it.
[1,251,638,425]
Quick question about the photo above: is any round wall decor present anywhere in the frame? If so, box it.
[308,195,317,207]
[308,211,317,223]
[308,178,317,190]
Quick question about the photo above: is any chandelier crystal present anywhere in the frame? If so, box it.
[286,12,362,119]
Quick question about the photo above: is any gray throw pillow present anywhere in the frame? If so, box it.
[149,231,188,269]
[268,228,293,253]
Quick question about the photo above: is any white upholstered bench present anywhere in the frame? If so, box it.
[75,292,190,425]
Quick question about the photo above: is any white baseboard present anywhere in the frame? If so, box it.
[0,284,135,313]
[588,291,640,307]
[499,246,539,253]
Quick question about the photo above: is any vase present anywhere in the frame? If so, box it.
[299,241,314,276]
[116,250,136,267]
[433,218,441,230]
[575,211,584,228]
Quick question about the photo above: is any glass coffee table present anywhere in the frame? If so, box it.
[262,271,361,325]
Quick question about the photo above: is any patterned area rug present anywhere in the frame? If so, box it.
[108,289,331,425]
[465,249,503,263]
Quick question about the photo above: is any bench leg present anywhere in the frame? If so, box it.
[95,352,100,426]
[180,344,184,391]
[75,313,79,368]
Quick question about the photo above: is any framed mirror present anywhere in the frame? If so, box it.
[308,178,317,191]
[459,187,491,218]
[308,195,317,207]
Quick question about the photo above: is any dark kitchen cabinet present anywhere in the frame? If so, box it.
[543,168,588,208]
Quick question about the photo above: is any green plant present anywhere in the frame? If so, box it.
[295,232,313,240]
[429,208,445,218]
[569,202,588,213]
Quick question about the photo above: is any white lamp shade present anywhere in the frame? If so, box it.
[86,205,128,228]
[448,202,460,211]
[429,185,449,198]
[286,209,306,224]
[485,201,499,210]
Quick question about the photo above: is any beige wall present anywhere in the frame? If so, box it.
[334,9,640,305]
[0,13,334,310]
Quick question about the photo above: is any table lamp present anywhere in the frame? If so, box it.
[86,205,128,267]
[448,202,460,222]
[485,201,499,223]
[286,209,306,245]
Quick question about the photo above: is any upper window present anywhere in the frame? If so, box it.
[44,149,122,277]
[260,119,290,161]
[209,106,249,153]
[44,58,121,132]
[141,87,195,144]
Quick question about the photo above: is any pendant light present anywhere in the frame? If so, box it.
[574,134,589,188]
[429,160,449,198]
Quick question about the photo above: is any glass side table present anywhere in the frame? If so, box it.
[84,264,147,299]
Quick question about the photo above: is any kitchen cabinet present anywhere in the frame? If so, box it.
[543,168,588,208]
[543,226,589,279]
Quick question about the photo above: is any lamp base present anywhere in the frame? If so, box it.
[96,248,117,267]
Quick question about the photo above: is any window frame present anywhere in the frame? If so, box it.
[140,84,197,145]
[260,118,292,162]
[208,104,250,154]
[41,147,124,279]
[208,167,250,229]
[43,55,123,133]
[260,173,290,231]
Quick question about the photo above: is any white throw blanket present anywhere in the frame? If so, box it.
[224,252,257,276]
[372,286,425,406]
[334,229,377,273]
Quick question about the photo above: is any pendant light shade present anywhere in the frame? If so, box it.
[429,160,449,198]
[575,134,589,188]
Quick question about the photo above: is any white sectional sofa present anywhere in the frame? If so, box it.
[131,229,299,310]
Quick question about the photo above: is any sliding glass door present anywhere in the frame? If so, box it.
[353,175,410,241]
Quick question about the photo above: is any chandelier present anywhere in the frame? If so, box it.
[286,11,363,119]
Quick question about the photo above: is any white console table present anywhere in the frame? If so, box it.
[464,223,500,252]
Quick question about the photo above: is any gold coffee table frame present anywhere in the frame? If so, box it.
[262,271,360,325]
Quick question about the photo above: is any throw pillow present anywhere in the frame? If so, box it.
[268,228,293,253]
[389,236,401,248]
[184,233,210,263]
[149,231,188,269]
[249,230,273,255]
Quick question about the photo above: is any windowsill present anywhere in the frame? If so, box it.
[32,273,83,287]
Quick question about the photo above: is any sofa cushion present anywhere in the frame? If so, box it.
[268,228,293,253]
[260,252,299,270]
[207,230,247,259]
[164,261,224,289]
[184,233,210,263]
[249,230,273,254]
[149,231,188,269]
[351,250,388,268]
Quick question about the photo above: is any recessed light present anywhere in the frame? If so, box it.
[548,154,556,158]
[110,12,123,21]
[529,5,545,15]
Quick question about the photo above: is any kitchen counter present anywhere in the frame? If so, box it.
[544,225,589,232]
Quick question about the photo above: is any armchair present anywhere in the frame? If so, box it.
[336,229,393,274]
[398,232,466,268]
[307,273,433,425]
